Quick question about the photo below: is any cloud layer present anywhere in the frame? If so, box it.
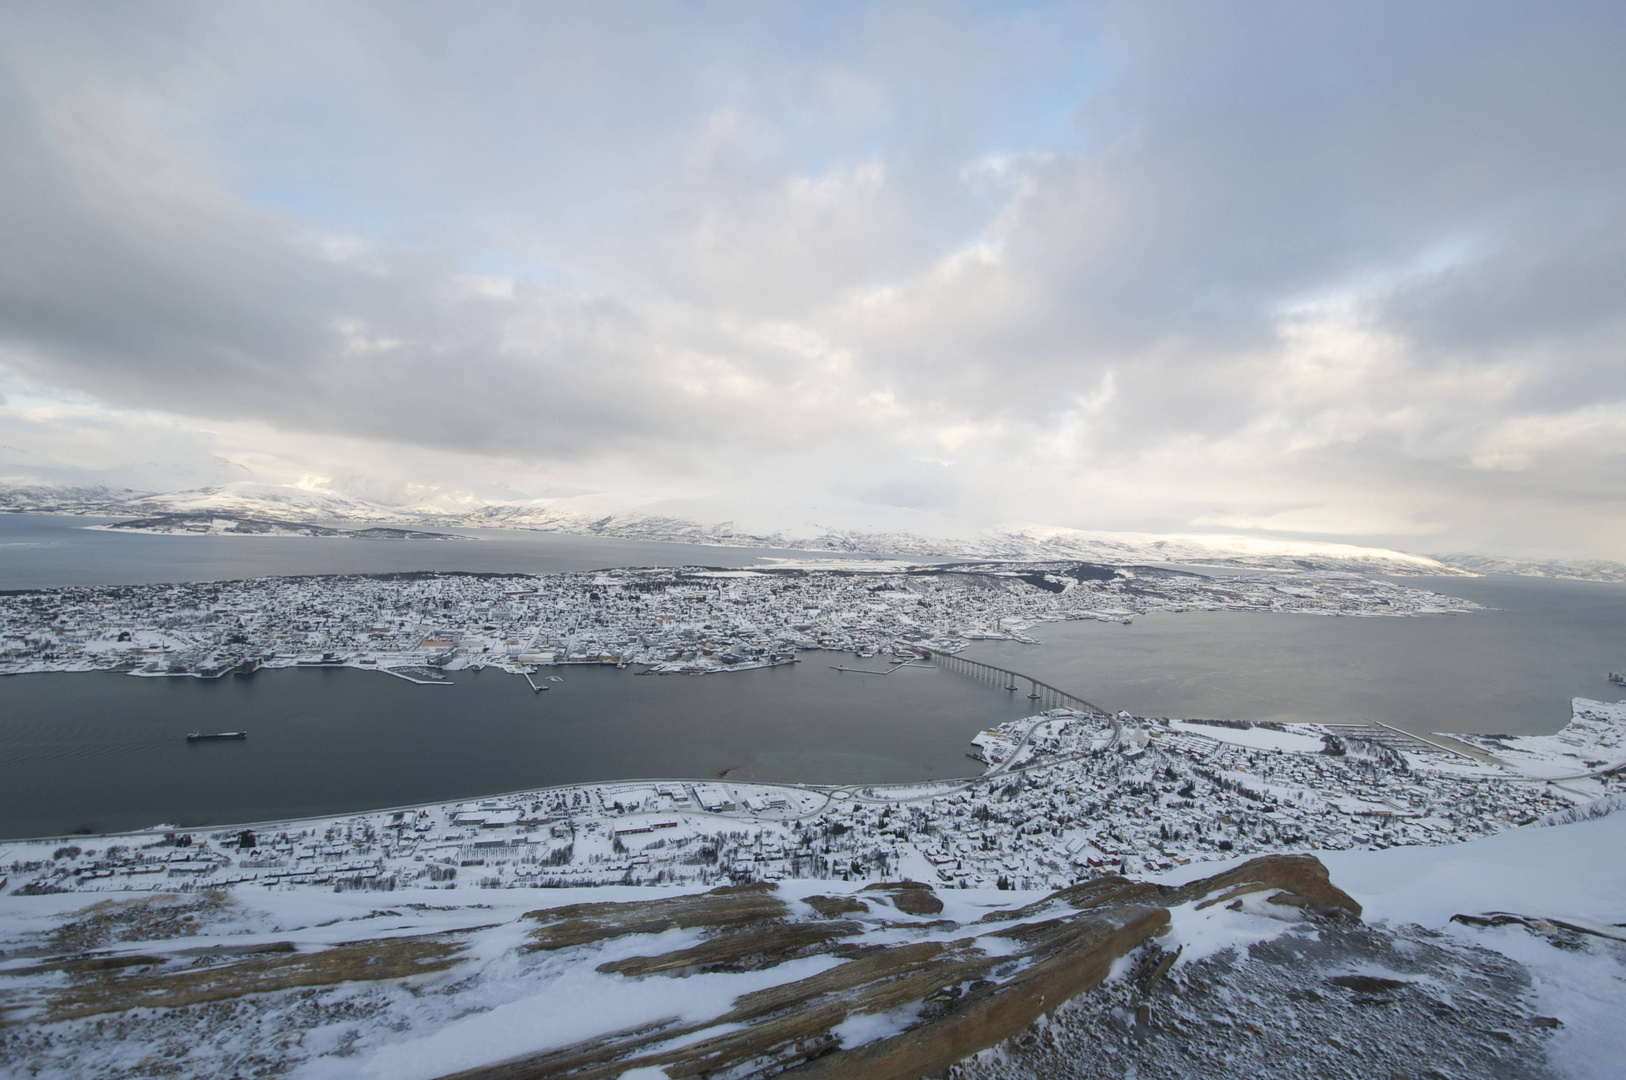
[2,1,1624,557]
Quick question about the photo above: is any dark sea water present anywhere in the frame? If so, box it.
[2,515,1623,839]
[0,662,1034,840]
[965,574,1626,738]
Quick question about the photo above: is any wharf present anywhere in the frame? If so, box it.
[381,666,453,686]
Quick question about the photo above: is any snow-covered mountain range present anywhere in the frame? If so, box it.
[3,475,1603,579]
[1436,553,1626,584]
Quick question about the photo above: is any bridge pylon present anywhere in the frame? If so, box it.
[921,649,1106,716]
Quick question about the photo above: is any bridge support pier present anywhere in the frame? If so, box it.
[922,649,1105,716]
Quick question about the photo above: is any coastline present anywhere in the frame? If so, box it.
[3,699,1618,883]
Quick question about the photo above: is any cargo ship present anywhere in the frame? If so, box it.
[186,731,247,742]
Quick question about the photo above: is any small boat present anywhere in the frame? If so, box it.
[186,731,247,742]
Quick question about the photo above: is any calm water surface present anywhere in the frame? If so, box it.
[0,662,1032,839]
[968,574,1626,738]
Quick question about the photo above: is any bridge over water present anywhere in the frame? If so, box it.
[923,650,1108,716]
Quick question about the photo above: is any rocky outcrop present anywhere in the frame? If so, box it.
[802,894,871,918]
[442,855,1361,1080]
[595,920,865,978]
[861,880,946,916]
[947,918,1561,1080]
[522,881,788,952]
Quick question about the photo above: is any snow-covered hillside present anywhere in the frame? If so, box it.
[113,482,422,525]
[1438,553,1626,584]
[0,478,1467,575]
[2,805,1619,1079]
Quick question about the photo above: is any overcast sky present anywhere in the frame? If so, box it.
[2,1,1623,558]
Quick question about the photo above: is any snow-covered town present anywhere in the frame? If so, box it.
[4,698,1618,901]
[0,562,1478,680]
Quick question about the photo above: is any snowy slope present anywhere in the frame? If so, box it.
[1439,553,1626,584]
[1320,808,1626,1080]
[2,810,1620,1079]
[1442,698,1626,779]
[1138,803,1626,1080]
[114,482,419,524]
[993,523,1459,574]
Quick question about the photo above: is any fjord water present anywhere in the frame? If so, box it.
[2,514,1624,838]
[0,662,1036,839]
[965,574,1626,739]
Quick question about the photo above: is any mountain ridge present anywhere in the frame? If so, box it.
[0,477,1491,577]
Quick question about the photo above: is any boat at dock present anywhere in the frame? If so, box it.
[1611,672,1626,687]
[186,731,247,742]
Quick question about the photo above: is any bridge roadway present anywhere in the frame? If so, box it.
[923,649,1108,716]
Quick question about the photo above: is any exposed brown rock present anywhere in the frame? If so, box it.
[987,855,1361,925]
[441,855,1359,1080]
[595,920,864,977]
[778,908,1170,1080]
[982,875,1166,922]
[862,880,945,916]
[1132,944,1181,993]
[523,881,787,952]
[1171,854,1363,918]
[48,893,232,953]
[1328,974,1411,993]
[803,894,870,918]
[37,934,468,1023]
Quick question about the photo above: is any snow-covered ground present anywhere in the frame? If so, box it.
[1441,698,1626,780]
[1330,809,1626,1080]
[948,807,1626,1080]
[2,803,1620,1079]
[1165,718,1328,754]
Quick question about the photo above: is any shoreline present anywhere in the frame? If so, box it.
[2,701,1617,892]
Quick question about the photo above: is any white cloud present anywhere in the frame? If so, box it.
[0,2,1623,556]
[1470,404,1626,473]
